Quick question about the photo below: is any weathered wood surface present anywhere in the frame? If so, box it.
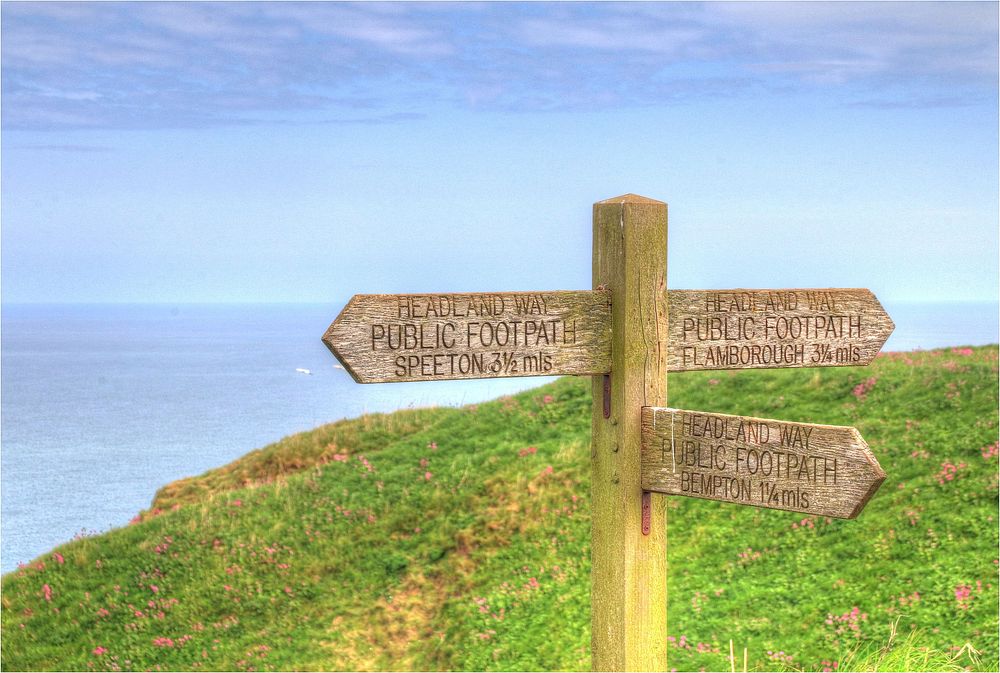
[666,288,894,371]
[641,407,885,519]
[322,290,611,383]
[590,194,667,671]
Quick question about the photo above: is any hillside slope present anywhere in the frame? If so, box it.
[2,346,997,672]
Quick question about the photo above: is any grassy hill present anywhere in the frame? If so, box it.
[2,346,997,672]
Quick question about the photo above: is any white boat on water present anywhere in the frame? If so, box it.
[295,368,312,375]
[332,364,344,370]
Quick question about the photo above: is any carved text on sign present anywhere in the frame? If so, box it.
[641,407,885,519]
[323,291,611,383]
[666,289,894,371]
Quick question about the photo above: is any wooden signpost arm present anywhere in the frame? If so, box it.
[591,195,668,671]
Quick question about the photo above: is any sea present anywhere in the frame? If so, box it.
[2,301,997,572]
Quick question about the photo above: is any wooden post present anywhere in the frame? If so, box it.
[591,194,668,671]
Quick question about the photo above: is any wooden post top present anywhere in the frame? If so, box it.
[596,193,666,205]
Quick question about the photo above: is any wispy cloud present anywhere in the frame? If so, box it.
[8,143,114,153]
[709,2,998,83]
[2,1,996,131]
[2,1,450,129]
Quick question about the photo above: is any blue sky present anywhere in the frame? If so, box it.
[2,1,997,303]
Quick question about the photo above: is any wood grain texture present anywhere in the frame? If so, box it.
[641,407,885,519]
[666,288,894,371]
[590,194,668,671]
[322,290,610,383]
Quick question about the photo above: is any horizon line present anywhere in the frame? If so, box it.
[3,297,1000,307]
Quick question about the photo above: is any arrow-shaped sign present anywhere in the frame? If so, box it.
[323,287,894,381]
[323,290,611,383]
[666,288,894,371]
[641,407,885,518]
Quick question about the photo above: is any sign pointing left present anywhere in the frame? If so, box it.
[322,291,612,383]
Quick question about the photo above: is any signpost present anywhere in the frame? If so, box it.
[322,290,610,383]
[321,193,894,672]
[666,288,894,371]
[324,287,894,382]
[640,407,886,519]
[589,195,668,671]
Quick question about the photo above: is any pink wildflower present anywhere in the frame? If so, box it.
[518,446,538,457]
[951,347,974,356]
[955,584,974,609]
[428,442,438,450]
[542,395,554,404]
[981,442,999,460]
[852,377,877,400]
[92,647,108,656]
[424,471,433,481]
[767,651,794,665]
[825,606,868,636]
[53,552,64,565]
[42,584,52,602]
[935,461,967,485]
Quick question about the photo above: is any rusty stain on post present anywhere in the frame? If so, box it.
[641,491,652,536]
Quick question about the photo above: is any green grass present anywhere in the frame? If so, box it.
[2,346,997,671]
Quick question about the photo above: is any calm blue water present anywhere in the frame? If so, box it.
[2,301,997,572]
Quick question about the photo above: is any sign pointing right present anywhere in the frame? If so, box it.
[667,288,894,371]
[641,407,885,519]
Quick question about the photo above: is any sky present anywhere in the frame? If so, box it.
[2,1,998,304]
